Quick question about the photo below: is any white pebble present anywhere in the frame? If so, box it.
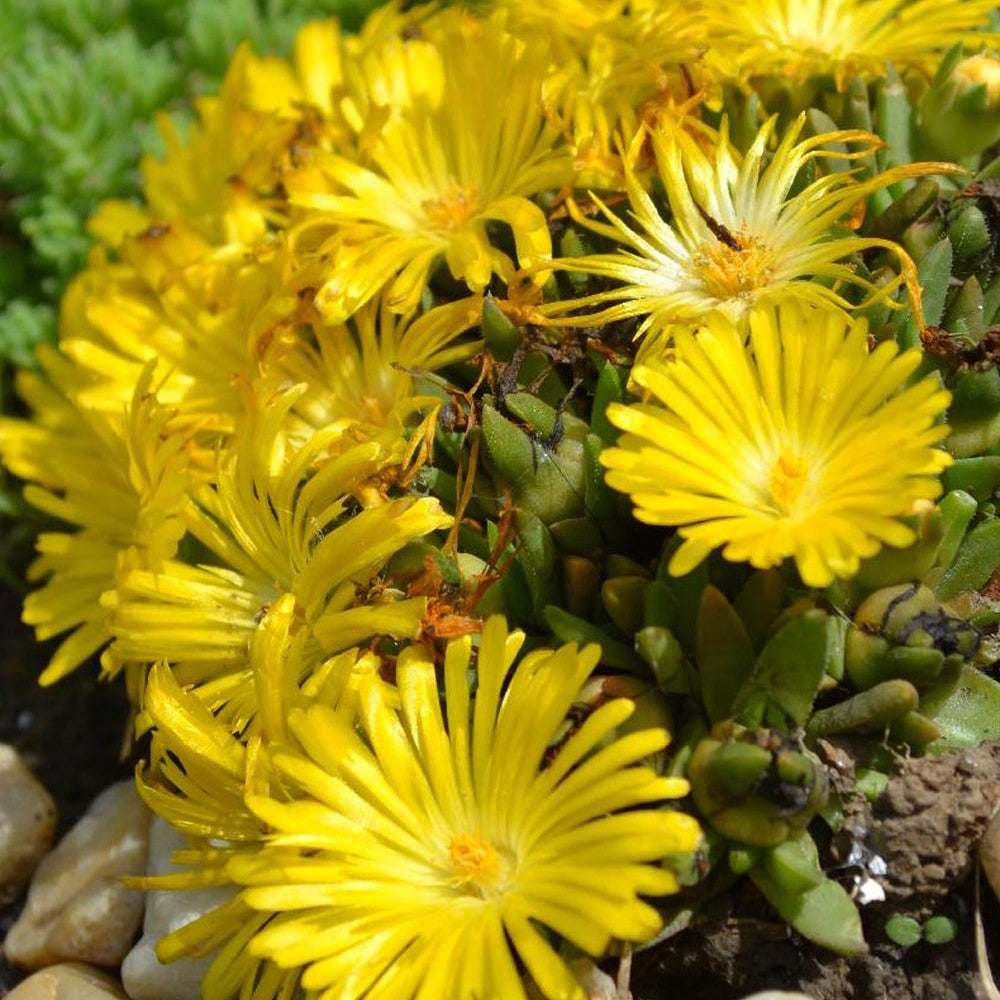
[3,779,151,970]
[0,744,56,904]
[121,817,239,1000]
[4,962,128,1000]
[738,993,820,1000]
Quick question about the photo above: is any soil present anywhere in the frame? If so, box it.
[631,742,1000,1000]
[1,573,998,1000]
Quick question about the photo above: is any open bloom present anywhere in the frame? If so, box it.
[0,361,192,684]
[602,302,953,588]
[212,616,698,1000]
[271,293,482,437]
[543,114,956,346]
[132,597,396,1000]
[701,0,1000,87]
[497,0,715,187]
[289,11,572,323]
[102,383,450,729]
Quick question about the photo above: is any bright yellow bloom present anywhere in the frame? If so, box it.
[135,46,299,247]
[603,302,953,588]
[102,384,450,729]
[132,598,382,999]
[269,293,482,437]
[60,225,274,448]
[216,616,697,1000]
[290,11,573,323]
[0,361,192,684]
[702,0,1000,87]
[543,115,957,347]
[500,0,715,186]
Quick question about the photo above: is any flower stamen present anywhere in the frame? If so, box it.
[447,832,508,896]
[422,186,481,233]
[695,232,773,300]
[768,452,812,515]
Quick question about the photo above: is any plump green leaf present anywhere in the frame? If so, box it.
[733,610,831,730]
[543,605,646,674]
[697,586,756,724]
[920,664,1000,748]
[934,518,1000,600]
[749,868,868,957]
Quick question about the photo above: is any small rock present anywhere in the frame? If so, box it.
[981,805,1000,905]
[0,744,57,903]
[738,994,819,1000]
[4,962,128,1000]
[121,818,239,1000]
[3,780,151,970]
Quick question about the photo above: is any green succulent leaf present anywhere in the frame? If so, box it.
[590,360,626,445]
[696,585,756,724]
[542,605,646,674]
[732,569,784,652]
[480,296,520,361]
[933,517,1000,600]
[806,679,920,740]
[941,457,1000,502]
[732,610,831,731]
[514,511,558,615]
[749,866,868,957]
[919,664,1000,748]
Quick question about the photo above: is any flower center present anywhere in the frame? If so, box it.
[422,185,480,233]
[446,832,510,897]
[768,452,811,515]
[695,231,773,302]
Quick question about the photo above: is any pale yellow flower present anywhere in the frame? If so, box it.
[0,362,192,684]
[501,0,716,186]
[269,293,482,437]
[60,225,274,449]
[102,384,450,730]
[543,114,957,344]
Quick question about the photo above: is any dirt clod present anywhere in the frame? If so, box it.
[632,744,1000,1000]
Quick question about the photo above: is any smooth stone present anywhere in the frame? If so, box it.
[121,818,239,1000]
[980,805,1000,905]
[738,994,818,1000]
[0,744,57,903]
[3,780,151,970]
[4,962,128,1000]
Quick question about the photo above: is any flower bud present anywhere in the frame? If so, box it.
[845,583,979,691]
[481,401,588,524]
[688,724,828,848]
[917,52,1000,159]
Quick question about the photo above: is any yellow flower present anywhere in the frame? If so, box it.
[499,0,716,187]
[702,0,1000,87]
[102,384,450,729]
[221,616,697,1000]
[602,302,953,588]
[60,225,274,451]
[290,11,573,323]
[137,45,300,247]
[542,115,958,346]
[0,361,192,684]
[270,293,482,437]
[131,598,376,999]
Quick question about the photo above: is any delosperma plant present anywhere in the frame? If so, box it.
[3,0,1000,996]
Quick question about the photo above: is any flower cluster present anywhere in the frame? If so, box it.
[2,0,997,995]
